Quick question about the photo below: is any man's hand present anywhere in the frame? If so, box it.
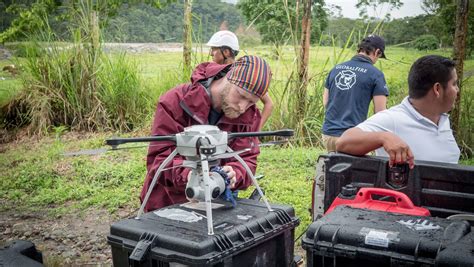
[222,165,237,188]
[381,132,415,169]
[337,128,415,169]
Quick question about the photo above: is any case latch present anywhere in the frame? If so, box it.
[129,232,157,262]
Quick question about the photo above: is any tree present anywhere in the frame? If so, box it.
[0,0,56,43]
[296,0,312,131]
[0,0,175,43]
[183,0,192,76]
[382,15,433,45]
[451,0,469,138]
[422,0,474,55]
[356,0,403,20]
[311,1,328,43]
[237,0,327,46]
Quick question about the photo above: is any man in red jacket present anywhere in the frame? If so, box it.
[142,55,272,211]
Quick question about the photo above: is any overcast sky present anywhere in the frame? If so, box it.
[325,0,426,19]
[225,0,427,19]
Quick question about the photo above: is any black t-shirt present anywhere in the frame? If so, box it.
[208,108,222,125]
[200,76,224,125]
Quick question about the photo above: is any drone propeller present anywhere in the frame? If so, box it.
[258,139,290,147]
[62,148,108,156]
[104,129,293,149]
[105,135,176,148]
[61,144,150,157]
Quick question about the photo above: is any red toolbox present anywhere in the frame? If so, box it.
[325,186,430,216]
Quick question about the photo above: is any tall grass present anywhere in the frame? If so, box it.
[263,28,358,146]
[3,2,152,134]
[458,74,474,157]
[255,3,380,146]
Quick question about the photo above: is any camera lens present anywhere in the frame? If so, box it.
[212,187,220,198]
[185,187,195,199]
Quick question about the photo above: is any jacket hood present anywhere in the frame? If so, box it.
[191,62,232,85]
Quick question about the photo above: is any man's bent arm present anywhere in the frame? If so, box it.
[323,88,329,108]
[336,127,386,155]
[258,93,274,131]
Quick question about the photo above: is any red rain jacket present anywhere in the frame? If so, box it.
[141,62,262,211]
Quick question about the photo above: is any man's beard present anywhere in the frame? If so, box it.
[220,84,241,119]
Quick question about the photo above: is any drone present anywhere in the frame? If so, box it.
[105,125,294,235]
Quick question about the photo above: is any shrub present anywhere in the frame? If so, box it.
[414,35,439,50]
[3,5,153,134]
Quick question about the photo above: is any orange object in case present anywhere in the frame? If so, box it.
[325,187,431,216]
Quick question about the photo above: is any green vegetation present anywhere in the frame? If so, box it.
[12,45,152,133]
[237,0,327,45]
[2,1,473,57]
[0,0,243,44]
[104,1,242,43]
[0,71,21,107]
[0,133,144,213]
[2,45,473,154]
[414,35,439,51]
[2,4,154,134]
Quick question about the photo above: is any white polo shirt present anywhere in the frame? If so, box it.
[357,97,460,163]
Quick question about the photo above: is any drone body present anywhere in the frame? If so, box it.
[106,125,293,235]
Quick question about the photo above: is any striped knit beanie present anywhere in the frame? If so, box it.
[226,55,272,98]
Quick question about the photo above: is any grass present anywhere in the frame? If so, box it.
[0,135,142,215]
[1,2,157,134]
[0,59,23,107]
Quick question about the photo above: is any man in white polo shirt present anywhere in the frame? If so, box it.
[336,55,460,168]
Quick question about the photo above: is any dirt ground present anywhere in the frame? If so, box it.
[0,201,138,266]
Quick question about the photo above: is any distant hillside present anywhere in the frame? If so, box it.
[103,0,243,43]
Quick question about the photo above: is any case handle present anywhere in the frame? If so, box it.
[355,187,415,209]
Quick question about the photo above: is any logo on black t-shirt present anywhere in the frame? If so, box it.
[335,70,357,90]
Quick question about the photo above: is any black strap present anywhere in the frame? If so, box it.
[219,47,228,63]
